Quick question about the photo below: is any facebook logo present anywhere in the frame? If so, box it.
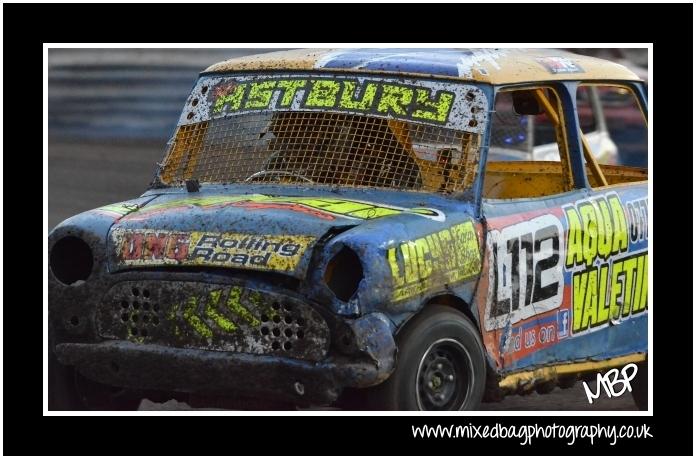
[558,309,570,339]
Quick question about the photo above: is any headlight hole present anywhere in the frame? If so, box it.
[324,247,364,301]
[50,236,94,285]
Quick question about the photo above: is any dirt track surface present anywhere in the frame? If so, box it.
[137,382,637,411]
[48,139,637,411]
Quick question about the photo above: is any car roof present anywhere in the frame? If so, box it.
[203,48,642,85]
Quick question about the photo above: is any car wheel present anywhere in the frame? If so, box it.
[367,305,486,410]
[49,350,141,411]
[631,360,648,411]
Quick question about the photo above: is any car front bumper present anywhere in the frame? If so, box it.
[56,337,393,405]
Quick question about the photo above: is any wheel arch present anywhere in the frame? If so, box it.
[423,293,480,330]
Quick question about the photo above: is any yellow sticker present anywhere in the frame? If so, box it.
[113,228,314,273]
[387,221,480,301]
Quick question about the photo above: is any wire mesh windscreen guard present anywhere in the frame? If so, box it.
[158,73,489,194]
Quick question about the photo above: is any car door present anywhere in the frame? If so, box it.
[569,82,648,361]
[476,82,648,377]
[476,84,585,374]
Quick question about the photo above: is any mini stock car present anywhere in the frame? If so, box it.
[49,48,649,410]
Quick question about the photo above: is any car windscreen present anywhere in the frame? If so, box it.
[156,73,489,194]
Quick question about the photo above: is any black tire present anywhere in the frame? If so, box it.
[366,305,486,410]
[631,360,648,411]
[49,347,141,411]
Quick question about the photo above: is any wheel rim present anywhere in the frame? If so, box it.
[415,338,473,411]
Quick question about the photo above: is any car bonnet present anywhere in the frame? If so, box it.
[105,190,450,279]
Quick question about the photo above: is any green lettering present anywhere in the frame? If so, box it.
[581,268,598,330]
[609,260,624,320]
[633,255,648,312]
[437,229,456,271]
[572,271,588,332]
[580,203,598,267]
[377,85,413,117]
[415,238,432,279]
[277,79,307,107]
[339,81,377,110]
[402,242,419,284]
[608,195,628,254]
[305,80,341,107]
[622,257,638,317]
[597,264,610,325]
[388,247,405,287]
[425,234,443,274]
[596,198,613,259]
[412,89,454,123]
[638,254,648,312]
[565,207,583,267]
[245,81,277,109]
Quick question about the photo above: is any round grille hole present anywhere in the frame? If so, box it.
[141,329,148,337]
[70,316,80,326]
[153,317,160,325]
[272,303,280,310]
[131,327,138,336]
[153,304,160,312]
[284,342,293,351]
[272,341,281,350]
[132,314,139,323]
[466,91,475,101]
[297,317,306,326]
[143,315,150,323]
[283,303,293,312]
[121,313,129,322]
[261,326,269,335]
[201,86,208,94]
[120,300,129,309]
[284,316,293,324]
[192,98,199,106]
[110,362,119,372]
[272,315,281,323]
[132,287,139,296]
[261,314,269,322]
[133,301,140,310]
[272,328,280,337]
[297,330,304,339]
[143,302,150,311]
[469,119,478,128]
[187,112,194,120]
[284,329,293,337]
[143,289,150,298]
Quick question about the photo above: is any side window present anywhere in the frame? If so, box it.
[577,85,647,188]
[484,87,572,199]
[576,86,597,134]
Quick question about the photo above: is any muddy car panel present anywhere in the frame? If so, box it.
[477,185,647,378]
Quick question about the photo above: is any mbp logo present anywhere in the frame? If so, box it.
[583,363,638,404]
